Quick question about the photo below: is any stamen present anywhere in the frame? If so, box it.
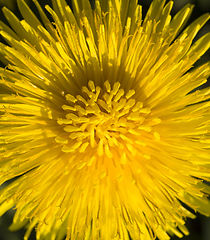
[132,102,143,112]
[55,136,68,144]
[74,105,87,115]
[126,89,135,99]
[76,95,88,106]
[64,126,81,132]
[114,89,125,102]
[88,80,96,92]
[66,94,77,103]
[113,82,121,95]
[79,142,89,153]
[104,80,111,92]
[58,80,161,161]
[105,145,113,158]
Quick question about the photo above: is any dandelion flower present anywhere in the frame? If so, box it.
[0,0,210,239]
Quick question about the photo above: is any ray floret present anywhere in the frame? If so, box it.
[0,0,210,240]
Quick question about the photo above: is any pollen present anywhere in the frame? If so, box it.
[57,80,158,161]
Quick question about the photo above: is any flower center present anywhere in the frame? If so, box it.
[56,81,161,160]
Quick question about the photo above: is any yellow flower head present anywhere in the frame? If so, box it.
[0,0,210,239]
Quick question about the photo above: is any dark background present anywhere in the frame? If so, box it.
[0,0,210,239]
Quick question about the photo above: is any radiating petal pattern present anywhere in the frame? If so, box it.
[0,0,210,240]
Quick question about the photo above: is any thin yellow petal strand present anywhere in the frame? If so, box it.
[0,0,210,240]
